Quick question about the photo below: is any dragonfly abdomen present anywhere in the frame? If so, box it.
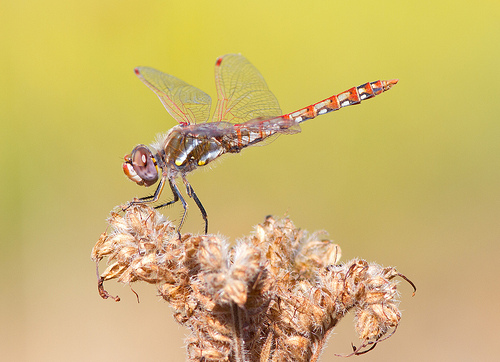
[286,79,399,124]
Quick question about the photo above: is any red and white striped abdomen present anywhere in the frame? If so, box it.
[219,79,398,153]
[286,79,398,124]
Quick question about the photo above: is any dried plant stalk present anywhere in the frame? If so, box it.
[92,204,414,361]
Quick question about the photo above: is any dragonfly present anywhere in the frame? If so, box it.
[123,54,398,234]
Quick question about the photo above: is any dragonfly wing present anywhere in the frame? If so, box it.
[212,54,282,124]
[135,67,212,125]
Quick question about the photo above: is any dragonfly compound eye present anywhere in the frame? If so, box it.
[129,145,159,186]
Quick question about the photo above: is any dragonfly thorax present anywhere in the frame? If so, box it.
[161,126,225,174]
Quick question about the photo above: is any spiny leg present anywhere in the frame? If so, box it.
[153,178,181,209]
[124,176,166,210]
[183,177,208,234]
[154,178,188,236]
[140,176,166,202]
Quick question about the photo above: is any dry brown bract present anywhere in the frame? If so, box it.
[92,204,415,361]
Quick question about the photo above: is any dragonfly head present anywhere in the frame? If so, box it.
[123,145,159,186]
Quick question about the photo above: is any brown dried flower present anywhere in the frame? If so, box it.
[92,204,415,361]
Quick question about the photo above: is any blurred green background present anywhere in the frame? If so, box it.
[1,0,499,360]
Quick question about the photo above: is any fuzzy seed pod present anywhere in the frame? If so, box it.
[92,204,414,361]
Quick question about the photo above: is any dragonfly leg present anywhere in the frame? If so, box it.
[183,178,208,234]
[125,176,166,209]
[151,178,189,237]
[153,178,180,208]
[155,178,188,236]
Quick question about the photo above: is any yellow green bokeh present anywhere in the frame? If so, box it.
[1,0,499,360]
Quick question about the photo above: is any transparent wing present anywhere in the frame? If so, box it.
[212,54,282,124]
[135,67,212,125]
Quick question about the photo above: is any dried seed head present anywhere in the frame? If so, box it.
[198,236,226,272]
[295,237,342,277]
[93,204,414,361]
